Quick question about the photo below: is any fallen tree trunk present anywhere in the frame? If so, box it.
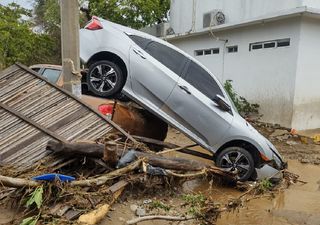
[126,215,194,225]
[134,151,204,171]
[0,175,39,187]
[70,159,143,187]
[47,141,204,171]
[132,135,213,160]
[47,140,104,157]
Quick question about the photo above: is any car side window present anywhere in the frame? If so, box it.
[183,61,223,100]
[42,69,61,83]
[144,41,187,75]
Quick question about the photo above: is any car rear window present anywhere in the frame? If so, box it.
[42,69,61,84]
[129,35,151,49]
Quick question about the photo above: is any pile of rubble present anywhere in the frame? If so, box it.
[0,132,238,224]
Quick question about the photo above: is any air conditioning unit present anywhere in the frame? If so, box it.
[156,22,171,37]
[203,10,226,28]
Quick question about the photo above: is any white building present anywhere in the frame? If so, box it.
[159,0,320,130]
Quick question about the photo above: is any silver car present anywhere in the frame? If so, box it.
[80,17,286,181]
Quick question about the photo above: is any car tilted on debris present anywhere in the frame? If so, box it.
[79,16,287,181]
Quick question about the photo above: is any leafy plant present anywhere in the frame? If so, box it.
[182,194,206,217]
[0,3,56,69]
[224,80,260,117]
[26,186,43,209]
[20,215,39,225]
[150,200,171,211]
[258,179,273,192]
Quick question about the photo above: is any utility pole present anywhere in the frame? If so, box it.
[60,0,82,98]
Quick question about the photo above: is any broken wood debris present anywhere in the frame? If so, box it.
[0,133,237,224]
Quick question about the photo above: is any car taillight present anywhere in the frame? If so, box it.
[98,104,113,119]
[85,16,103,30]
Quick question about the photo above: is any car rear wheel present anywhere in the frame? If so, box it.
[215,147,255,181]
[87,60,125,98]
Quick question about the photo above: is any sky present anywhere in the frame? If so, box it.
[1,0,34,9]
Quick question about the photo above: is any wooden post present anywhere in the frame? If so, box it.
[60,0,82,98]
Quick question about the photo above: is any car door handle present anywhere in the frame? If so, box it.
[133,48,146,59]
[179,85,191,94]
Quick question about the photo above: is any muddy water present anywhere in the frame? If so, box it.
[185,160,320,225]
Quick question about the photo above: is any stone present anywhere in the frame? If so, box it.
[300,158,310,164]
[135,207,146,217]
[130,204,138,213]
[286,140,298,146]
[270,129,289,137]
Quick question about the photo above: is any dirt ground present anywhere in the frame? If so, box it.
[103,127,320,225]
[1,126,320,225]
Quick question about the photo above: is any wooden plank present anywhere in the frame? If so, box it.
[0,102,67,143]
[15,63,136,143]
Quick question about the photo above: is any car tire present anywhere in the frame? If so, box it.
[215,147,255,181]
[87,60,125,98]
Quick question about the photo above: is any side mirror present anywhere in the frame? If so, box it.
[213,95,232,113]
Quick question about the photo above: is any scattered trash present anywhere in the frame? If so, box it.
[32,173,75,182]
[135,207,146,217]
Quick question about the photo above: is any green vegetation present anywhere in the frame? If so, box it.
[33,0,170,61]
[20,186,44,225]
[1,0,170,69]
[258,178,273,192]
[224,79,260,117]
[88,0,170,29]
[182,194,206,217]
[0,3,55,69]
[150,200,171,211]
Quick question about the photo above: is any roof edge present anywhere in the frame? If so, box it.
[164,6,320,41]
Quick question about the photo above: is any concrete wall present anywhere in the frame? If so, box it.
[292,16,320,130]
[169,18,301,127]
[170,0,318,34]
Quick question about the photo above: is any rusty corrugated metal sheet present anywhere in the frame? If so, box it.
[0,63,134,168]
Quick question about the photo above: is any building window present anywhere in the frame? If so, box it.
[264,42,276,48]
[251,43,262,50]
[250,38,290,51]
[204,49,211,55]
[227,46,238,53]
[195,50,204,56]
[212,48,219,54]
[277,39,290,47]
[194,48,219,56]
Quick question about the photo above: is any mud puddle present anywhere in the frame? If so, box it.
[104,160,320,225]
[185,160,320,225]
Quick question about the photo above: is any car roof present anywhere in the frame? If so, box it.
[30,64,62,71]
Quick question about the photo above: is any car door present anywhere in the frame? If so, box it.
[129,35,187,110]
[165,60,233,147]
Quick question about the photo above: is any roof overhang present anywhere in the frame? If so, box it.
[164,6,320,41]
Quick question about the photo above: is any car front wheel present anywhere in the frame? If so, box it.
[87,60,125,98]
[215,147,255,181]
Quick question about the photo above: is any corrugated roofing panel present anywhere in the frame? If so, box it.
[0,64,133,168]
